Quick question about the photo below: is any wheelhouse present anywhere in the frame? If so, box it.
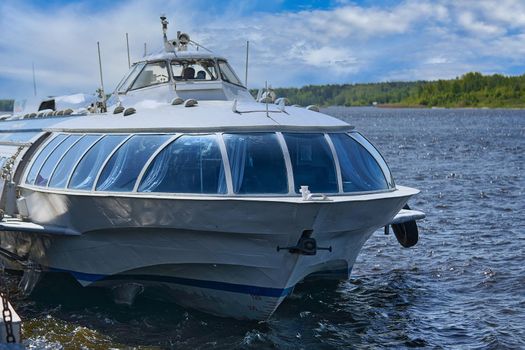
[113,56,246,99]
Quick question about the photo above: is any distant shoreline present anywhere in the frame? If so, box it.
[324,105,525,110]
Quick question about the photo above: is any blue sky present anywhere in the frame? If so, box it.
[1,0,525,99]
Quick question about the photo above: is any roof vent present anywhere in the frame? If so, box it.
[123,107,136,116]
[171,97,184,105]
[184,99,198,107]
[306,105,320,112]
[113,106,125,114]
[64,108,74,115]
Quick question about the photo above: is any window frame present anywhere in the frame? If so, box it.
[39,134,84,188]
[217,60,245,88]
[128,61,171,92]
[136,133,228,195]
[347,132,395,189]
[221,132,290,195]
[170,59,219,82]
[116,62,147,94]
[24,133,68,185]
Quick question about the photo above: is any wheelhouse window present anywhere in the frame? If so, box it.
[48,135,101,188]
[283,133,338,194]
[116,62,146,93]
[217,60,243,86]
[69,135,128,190]
[130,62,169,90]
[171,59,218,81]
[138,135,226,194]
[330,133,388,192]
[223,133,288,194]
[26,134,68,185]
[35,135,82,186]
[96,134,171,192]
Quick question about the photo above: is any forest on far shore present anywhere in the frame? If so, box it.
[256,72,525,108]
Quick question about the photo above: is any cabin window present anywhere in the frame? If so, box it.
[35,135,82,186]
[26,134,68,185]
[130,62,169,90]
[330,133,388,192]
[283,133,338,194]
[349,132,394,188]
[171,59,217,81]
[68,135,128,190]
[116,62,146,93]
[96,134,171,192]
[48,135,101,188]
[138,135,226,194]
[223,133,288,194]
[217,60,243,86]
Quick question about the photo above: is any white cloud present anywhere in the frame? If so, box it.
[0,0,524,99]
[458,12,504,36]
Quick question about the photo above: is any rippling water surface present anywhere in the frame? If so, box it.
[5,108,525,349]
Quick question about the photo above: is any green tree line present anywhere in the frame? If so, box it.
[252,72,525,108]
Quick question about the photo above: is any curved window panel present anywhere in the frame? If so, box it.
[349,132,394,188]
[26,134,67,185]
[130,62,169,90]
[116,62,145,93]
[218,60,243,86]
[283,133,338,194]
[330,133,388,192]
[224,133,287,194]
[69,135,128,190]
[96,134,170,192]
[139,135,226,194]
[35,135,82,186]
[48,135,101,188]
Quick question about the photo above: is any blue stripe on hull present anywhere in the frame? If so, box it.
[49,268,294,298]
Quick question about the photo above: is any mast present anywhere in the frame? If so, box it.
[126,33,131,68]
[31,62,37,97]
[97,41,106,112]
[244,41,249,87]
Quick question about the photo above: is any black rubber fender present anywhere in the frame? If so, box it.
[392,220,419,248]
[392,203,419,248]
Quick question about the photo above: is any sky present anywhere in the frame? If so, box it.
[1,0,525,99]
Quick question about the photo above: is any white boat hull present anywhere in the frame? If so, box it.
[1,186,418,319]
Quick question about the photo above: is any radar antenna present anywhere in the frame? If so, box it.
[160,15,175,52]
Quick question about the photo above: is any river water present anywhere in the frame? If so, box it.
[4,107,525,349]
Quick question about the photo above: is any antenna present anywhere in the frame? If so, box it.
[265,81,269,118]
[97,42,105,92]
[32,62,37,97]
[144,42,147,57]
[244,41,249,87]
[97,41,106,112]
[126,33,131,68]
